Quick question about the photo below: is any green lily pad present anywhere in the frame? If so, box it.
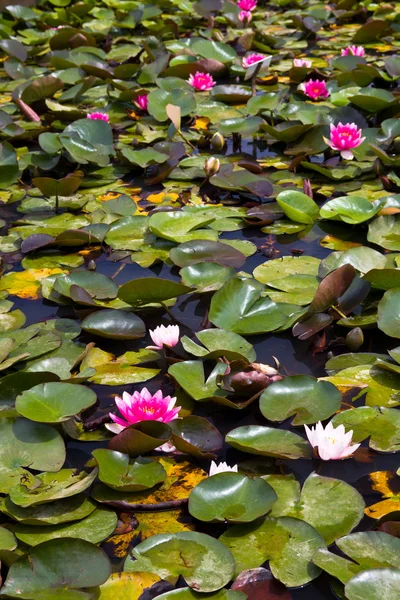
[9,468,98,508]
[345,569,400,600]
[0,495,97,526]
[331,406,400,452]
[209,278,287,334]
[118,277,191,307]
[314,531,400,585]
[259,375,342,426]
[0,538,111,599]
[267,472,364,544]
[16,382,96,423]
[188,472,277,523]
[276,190,319,225]
[378,288,400,338]
[219,516,325,586]
[225,425,312,459]
[81,309,146,340]
[253,255,320,285]
[124,531,235,592]
[92,450,166,492]
[170,240,246,268]
[13,506,117,547]
[169,416,223,458]
[181,328,256,362]
[0,418,65,494]
[180,263,236,292]
[54,271,118,300]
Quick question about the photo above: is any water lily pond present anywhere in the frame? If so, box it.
[1,0,400,598]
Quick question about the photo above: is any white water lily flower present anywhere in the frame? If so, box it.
[304,421,360,460]
[209,461,239,476]
[147,324,180,350]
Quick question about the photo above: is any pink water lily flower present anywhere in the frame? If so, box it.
[147,324,180,350]
[107,388,181,434]
[238,10,252,24]
[242,53,266,68]
[187,71,216,91]
[305,421,361,461]
[299,79,329,100]
[87,112,109,122]
[341,45,365,57]
[293,58,312,68]
[237,0,257,11]
[209,461,239,476]
[135,94,148,111]
[323,122,365,160]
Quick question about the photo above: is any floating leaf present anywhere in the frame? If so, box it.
[0,538,111,599]
[188,472,277,522]
[219,516,325,586]
[16,382,96,423]
[226,425,311,459]
[125,532,235,592]
[93,450,166,492]
[259,375,342,426]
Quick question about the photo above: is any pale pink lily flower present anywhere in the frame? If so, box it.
[187,72,216,91]
[242,53,266,68]
[237,0,257,11]
[209,461,239,476]
[106,388,181,434]
[87,112,109,122]
[147,324,180,350]
[238,10,252,24]
[304,421,360,461]
[323,122,365,160]
[341,45,365,57]
[293,58,312,68]
[299,79,329,100]
[135,94,148,111]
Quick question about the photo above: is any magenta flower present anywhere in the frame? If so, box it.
[237,0,257,11]
[341,45,365,57]
[238,10,252,24]
[299,79,329,100]
[187,71,216,91]
[135,94,148,112]
[87,112,109,122]
[147,324,180,350]
[107,388,181,434]
[323,122,365,160]
[293,58,312,68]
[242,53,266,68]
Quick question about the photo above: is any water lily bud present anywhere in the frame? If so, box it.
[211,132,225,151]
[303,178,313,199]
[346,327,364,351]
[250,362,279,376]
[88,260,96,271]
[204,156,220,177]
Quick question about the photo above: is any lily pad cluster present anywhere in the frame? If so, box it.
[0,0,400,599]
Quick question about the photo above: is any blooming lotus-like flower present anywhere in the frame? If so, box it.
[135,94,148,111]
[87,112,109,122]
[341,45,365,57]
[304,421,361,460]
[299,79,329,100]
[323,122,365,160]
[293,58,312,68]
[107,388,181,433]
[209,461,239,476]
[238,10,252,24]
[237,0,257,11]
[148,324,180,350]
[242,53,266,68]
[187,72,216,91]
